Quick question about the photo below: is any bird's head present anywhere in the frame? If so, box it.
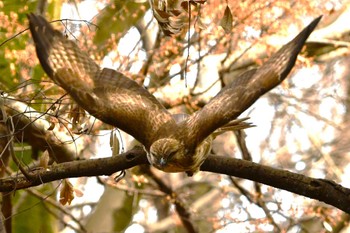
[148,138,189,173]
[147,136,212,175]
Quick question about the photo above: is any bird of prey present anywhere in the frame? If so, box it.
[28,13,321,175]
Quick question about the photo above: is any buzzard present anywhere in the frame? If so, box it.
[28,13,321,175]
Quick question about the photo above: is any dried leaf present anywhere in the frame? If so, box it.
[181,0,207,10]
[47,122,55,131]
[193,0,207,3]
[110,131,120,156]
[59,179,75,205]
[180,1,189,9]
[39,150,50,169]
[220,5,233,34]
[74,188,84,197]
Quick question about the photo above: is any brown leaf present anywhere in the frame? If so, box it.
[220,5,233,34]
[181,0,207,10]
[74,188,84,197]
[110,130,120,156]
[39,150,50,169]
[47,122,55,131]
[193,0,207,3]
[59,179,75,205]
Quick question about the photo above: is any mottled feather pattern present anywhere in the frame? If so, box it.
[28,13,176,150]
[49,39,99,88]
[248,17,322,90]
[28,14,99,91]
[92,68,176,147]
[183,16,322,149]
[150,0,188,36]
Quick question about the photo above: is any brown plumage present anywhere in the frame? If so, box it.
[28,13,321,175]
[150,0,188,36]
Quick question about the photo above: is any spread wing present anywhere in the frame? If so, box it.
[28,13,176,149]
[181,16,322,151]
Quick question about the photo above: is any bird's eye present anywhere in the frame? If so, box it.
[168,151,176,158]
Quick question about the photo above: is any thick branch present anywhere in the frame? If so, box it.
[0,147,147,192]
[201,156,350,214]
[1,149,350,214]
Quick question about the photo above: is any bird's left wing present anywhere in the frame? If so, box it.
[28,13,176,149]
[181,16,322,151]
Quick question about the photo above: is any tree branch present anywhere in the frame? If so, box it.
[201,156,350,214]
[0,147,147,192]
[1,147,349,214]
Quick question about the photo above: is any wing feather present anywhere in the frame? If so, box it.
[28,13,175,149]
[182,16,322,150]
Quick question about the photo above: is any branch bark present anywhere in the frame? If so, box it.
[201,156,350,214]
[0,147,146,192]
[1,147,350,214]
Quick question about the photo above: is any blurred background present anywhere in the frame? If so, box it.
[0,0,349,232]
